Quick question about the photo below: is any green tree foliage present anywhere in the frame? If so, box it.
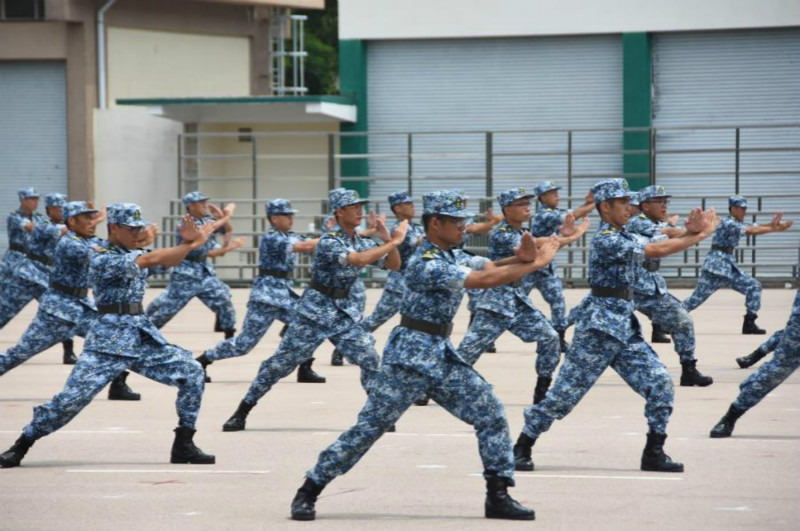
[292,0,339,95]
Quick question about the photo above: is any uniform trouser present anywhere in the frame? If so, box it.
[0,277,45,328]
[307,359,515,485]
[361,288,403,332]
[457,306,560,377]
[756,329,784,355]
[0,309,92,375]
[147,274,236,330]
[352,280,366,315]
[635,293,696,363]
[204,301,289,362]
[683,269,762,315]
[522,327,674,439]
[529,270,568,332]
[22,341,205,439]
[243,312,380,404]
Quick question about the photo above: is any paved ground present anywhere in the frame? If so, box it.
[0,287,798,531]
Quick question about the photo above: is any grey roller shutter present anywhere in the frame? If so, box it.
[366,36,622,207]
[652,29,800,276]
[0,61,68,251]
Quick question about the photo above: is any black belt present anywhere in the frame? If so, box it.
[259,268,290,279]
[711,244,734,254]
[643,261,660,272]
[591,286,633,301]
[183,254,208,263]
[51,282,88,298]
[9,243,26,254]
[28,252,53,266]
[400,315,454,337]
[97,303,144,315]
[309,279,351,299]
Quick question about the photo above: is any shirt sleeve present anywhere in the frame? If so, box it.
[90,250,146,283]
[411,256,470,292]
[595,232,644,263]
[315,235,350,267]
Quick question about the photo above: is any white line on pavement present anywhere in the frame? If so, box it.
[0,430,142,434]
[67,469,270,474]
[469,473,684,481]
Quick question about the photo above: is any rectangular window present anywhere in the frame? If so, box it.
[1,0,44,20]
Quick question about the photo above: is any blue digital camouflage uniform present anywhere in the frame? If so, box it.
[457,189,560,376]
[626,197,697,363]
[362,191,425,332]
[528,181,569,333]
[204,200,304,363]
[0,202,98,375]
[306,190,515,486]
[521,180,674,440]
[20,204,205,440]
[683,196,761,315]
[146,192,236,331]
[238,189,384,405]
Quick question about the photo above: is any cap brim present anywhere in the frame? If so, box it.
[120,219,152,227]
[68,209,99,218]
[338,199,369,209]
[270,209,299,215]
[441,209,475,219]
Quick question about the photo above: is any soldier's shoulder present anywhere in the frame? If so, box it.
[421,247,442,261]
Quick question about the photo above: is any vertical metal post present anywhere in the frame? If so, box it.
[407,133,413,195]
[327,133,336,191]
[567,131,573,209]
[734,127,741,195]
[177,134,184,199]
[649,127,657,185]
[485,132,493,198]
[252,138,258,248]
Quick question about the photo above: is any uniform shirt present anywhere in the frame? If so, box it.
[3,209,46,268]
[625,213,668,297]
[702,216,749,277]
[474,221,537,318]
[383,218,425,294]
[172,215,225,279]
[382,240,489,378]
[580,221,645,342]
[85,243,168,356]
[14,218,64,288]
[529,206,567,276]
[38,232,100,323]
[296,227,384,323]
[250,228,302,309]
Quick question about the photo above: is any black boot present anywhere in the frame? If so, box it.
[484,474,535,520]
[223,328,236,340]
[558,330,568,353]
[222,400,255,432]
[196,353,212,383]
[0,434,35,468]
[330,349,343,366]
[297,359,326,383]
[414,393,430,406]
[485,343,497,354]
[170,427,215,464]
[710,404,746,438]
[532,376,552,405]
[651,324,671,344]
[641,432,684,472]
[737,349,767,369]
[108,372,141,401]
[290,477,325,521]
[679,360,713,387]
[62,340,77,365]
[742,313,766,335]
[513,433,536,471]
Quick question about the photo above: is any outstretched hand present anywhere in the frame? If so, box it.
[514,232,538,263]
[134,224,158,248]
[560,212,577,237]
[537,235,560,264]
[668,214,680,226]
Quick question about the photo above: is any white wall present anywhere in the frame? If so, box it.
[94,106,182,237]
[340,0,800,40]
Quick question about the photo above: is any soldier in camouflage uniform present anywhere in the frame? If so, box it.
[289,190,562,522]
[683,195,793,334]
[146,191,244,338]
[196,199,325,384]
[0,203,218,468]
[0,188,48,328]
[513,179,720,475]
[626,185,713,387]
[710,263,800,438]
[528,181,595,352]
[457,187,590,405]
[221,188,407,432]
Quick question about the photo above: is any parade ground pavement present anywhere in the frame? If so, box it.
[1,287,798,531]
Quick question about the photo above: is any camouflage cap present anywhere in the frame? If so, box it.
[422,190,474,218]
[534,180,561,198]
[591,178,631,204]
[266,198,298,216]
[729,195,748,208]
[45,193,68,208]
[107,202,151,227]
[182,191,210,207]
[63,201,98,220]
[629,191,641,207]
[18,187,39,200]
[638,185,671,202]
[388,190,413,208]
[497,187,535,208]
[329,188,368,211]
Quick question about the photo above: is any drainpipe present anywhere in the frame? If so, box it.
[97,0,118,109]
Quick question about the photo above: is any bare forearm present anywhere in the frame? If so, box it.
[293,239,319,253]
[645,232,705,258]
[384,248,401,271]
[347,241,399,267]
[136,243,194,268]
[466,256,553,289]
[573,203,594,219]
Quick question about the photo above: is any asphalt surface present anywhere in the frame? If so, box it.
[1,287,798,531]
